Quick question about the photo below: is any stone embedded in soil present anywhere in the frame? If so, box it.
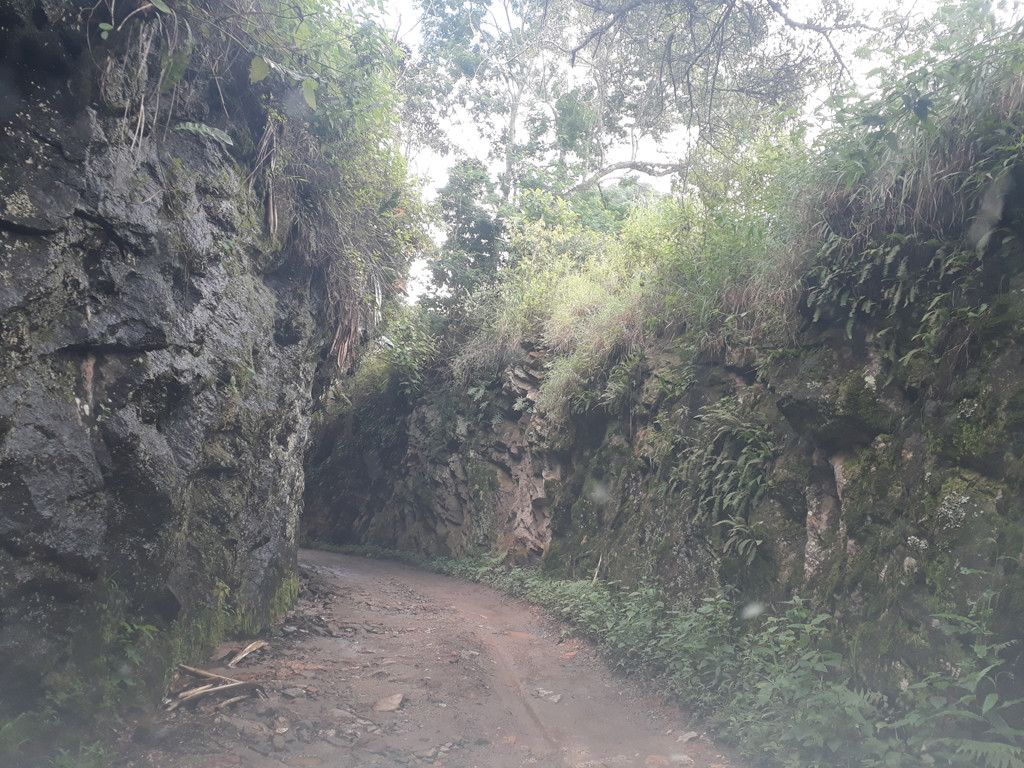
[533,688,563,703]
[220,714,271,740]
[372,693,405,712]
[197,757,243,768]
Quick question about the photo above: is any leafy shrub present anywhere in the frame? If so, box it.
[805,1,1024,350]
[681,398,777,526]
[350,307,436,403]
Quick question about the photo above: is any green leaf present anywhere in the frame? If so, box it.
[160,40,193,93]
[249,56,271,84]
[982,692,998,714]
[174,122,233,146]
[302,78,318,110]
[150,0,171,13]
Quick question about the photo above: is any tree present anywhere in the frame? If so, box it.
[404,0,571,201]
[401,0,897,324]
[556,0,878,190]
[400,0,880,197]
[423,158,507,312]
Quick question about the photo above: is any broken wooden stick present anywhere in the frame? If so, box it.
[177,683,215,699]
[227,639,268,668]
[179,681,260,701]
[215,694,254,709]
[178,664,242,684]
[165,664,266,711]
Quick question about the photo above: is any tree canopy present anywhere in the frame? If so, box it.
[395,0,893,317]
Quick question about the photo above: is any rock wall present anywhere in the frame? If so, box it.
[0,1,323,717]
[305,349,560,558]
[307,195,1024,688]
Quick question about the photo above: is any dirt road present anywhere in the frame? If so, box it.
[115,550,739,768]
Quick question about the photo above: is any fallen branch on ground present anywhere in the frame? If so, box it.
[164,664,267,710]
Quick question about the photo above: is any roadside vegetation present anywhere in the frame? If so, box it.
[298,542,1023,768]
[436,556,1023,768]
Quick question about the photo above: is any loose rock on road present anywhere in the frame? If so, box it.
[114,549,740,768]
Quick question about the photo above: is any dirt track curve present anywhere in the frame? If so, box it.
[113,549,741,768]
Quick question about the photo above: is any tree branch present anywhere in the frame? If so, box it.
[570,160,685,192]
[761,0,878,79]
[569,0,650,64]
[762,0,876,34]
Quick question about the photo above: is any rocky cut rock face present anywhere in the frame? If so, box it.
[308,191,1024,691]
[304,348,561,560]
[0,0,320,714]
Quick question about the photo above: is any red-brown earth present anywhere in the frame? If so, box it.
[110,549,741,768]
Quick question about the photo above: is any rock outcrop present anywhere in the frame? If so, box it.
[0,0,326,718]
[305,349,560,558]
[307,211,1024,692]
